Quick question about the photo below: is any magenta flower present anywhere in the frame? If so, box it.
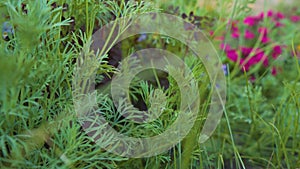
[267,10,273,17]
[257,12,264,20]
[239,47,268,69]
[219,11,288,74]
[244,16,259,26]
[253,49,267,66]
[257,50,268,67]
[246,56,257,66]
[276,12,285,19]
[258,27,269,43]
[271,67,277,75]
[240,46,253,56]
[226,50,239,62]
[272,45,282,58]
[242,63,250,71]
[227,20,239,32]
[244,29,255,39]
[241,57,258,71]
[254,49,264,60]
[261,36,270,43]
[243,13,264,26]
[231,21,239,32]
[263,57,269,66]
[275,21,284,27]
[223,46,271,72]
[258,27,268,35]
[220,43,231,52]
[231,31,240,38]
[290,15,300,22]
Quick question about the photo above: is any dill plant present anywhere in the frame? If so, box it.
[0,0,153,168]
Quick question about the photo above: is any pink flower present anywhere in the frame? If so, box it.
[226,50,239,62]
[239,58,250,71]
[242,57,258,71]
[263,57,269,66]
[257,12,264,20]
[241,47,268,69]
[276,12,285,19]
[258,27,268,35]
[232,24,238,32]
[272,45,282,58]
[238,47,266,70]
[244,29,255,39]
[240,46,253,56]
[267,10,273,17]
[258,27,269,43]
[290,15,300,22]
[242,64,250,71]
[247,56,257,66]
[254,50,264,60]
[220,43,231,52]
[228,20,239,31]
[254,50,268,66]
[256,50,269,67]
[231,31,240,38]
[275,21,284,27]
[244,16,259,26]
[261,36,270,43]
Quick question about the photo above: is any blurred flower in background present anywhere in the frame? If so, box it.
[215,10,300,77]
